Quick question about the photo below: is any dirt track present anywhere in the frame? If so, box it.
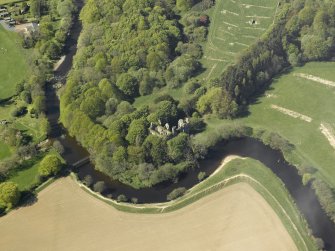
[0,177,297,251]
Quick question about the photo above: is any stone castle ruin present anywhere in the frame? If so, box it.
[149,118,190,139]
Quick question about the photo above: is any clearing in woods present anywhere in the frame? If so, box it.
[200,0,279,80]
[0,26,28,99]
[0,176,298,251]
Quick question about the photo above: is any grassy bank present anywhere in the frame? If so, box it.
[8,162,39,191]
[0,141,11,160]
[72,158,317,251]
[206,62,335,188]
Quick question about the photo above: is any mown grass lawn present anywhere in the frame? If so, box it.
[0,0,25,5]
[205,62,335,189]
[7,151,64,191]
[0,100,47,143]
[199,0,278,80]
[8,162,39,191]
[0,26,28,99]
[0,141,11,160]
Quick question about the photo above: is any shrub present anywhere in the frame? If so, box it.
[52,140,64,154]
[83,175,93,187]
[198,171,206,181]
[167,187,187,201]
[117,194,128,202]
[302,173,313,186]
[256,130,294,153]
[11,106,27,117]
[312,179,335,222]
[93,181,106,194]
[314,237,325,250]
[0,182,20,210]
[131,197,138,204]
[38,155,62,177]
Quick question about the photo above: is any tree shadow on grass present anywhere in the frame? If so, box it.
[238,67,294,119]
[18,191,38,208]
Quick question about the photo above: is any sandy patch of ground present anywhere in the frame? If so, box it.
[320,123,335,150]
[53,55,66,71]
[265,93,277,98]
[0,177,297,251]
[210,155,241,176]
[271,104,312,122]
[294,73,335,88]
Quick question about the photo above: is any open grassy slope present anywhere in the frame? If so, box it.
[0,26,28,99]
[206,62,335,189]
[0,141,11,160]
[201,0,278,80]
[8,162,39,191]
[0,100,46,143]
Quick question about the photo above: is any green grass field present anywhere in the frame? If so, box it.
[206,62,335,189]
[0,100,47,143]
[0,141,11,160]
[8,162,39,191]
[7,151,64,191]
[0,26,28,99]
[200,0,278,80]
[0,0,25,5]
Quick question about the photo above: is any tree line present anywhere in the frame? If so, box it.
[197,0,335,119]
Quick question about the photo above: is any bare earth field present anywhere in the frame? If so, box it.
[0,177,297,251]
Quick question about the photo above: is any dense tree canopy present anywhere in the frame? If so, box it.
[0,182,20,210]
[38,154,62,177]
[60,0,203,188]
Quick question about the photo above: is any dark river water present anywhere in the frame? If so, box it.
[45,0,335,249]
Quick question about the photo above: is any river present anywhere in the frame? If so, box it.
[46,0,335,249]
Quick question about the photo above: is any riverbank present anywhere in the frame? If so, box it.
[71,158,317,251]
[37,0,333,249]
[0,158,314,251]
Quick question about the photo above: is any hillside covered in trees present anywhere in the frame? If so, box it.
[61,0,335,188]
[60,0,211,188]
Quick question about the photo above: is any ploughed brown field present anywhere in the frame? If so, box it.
[0,177,297,251]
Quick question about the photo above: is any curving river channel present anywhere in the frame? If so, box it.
[46,1,335,249]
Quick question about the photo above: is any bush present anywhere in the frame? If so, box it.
[52,140,64,154]
[256,130,294,153]
[11,106,27,117]
[167,187,187,201]
[198,171,206,181]
[314,237,325,250]
[131,197,138,204]
[38,155,62,177]
[117,194,128,202]
[312,179,335,222]
[83,175,93,187]
[302,173,313,186]
[0,182,21,210]
[93,181,106,194]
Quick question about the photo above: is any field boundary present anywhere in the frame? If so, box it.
[71,173,309,250]
[69,157,314,250]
